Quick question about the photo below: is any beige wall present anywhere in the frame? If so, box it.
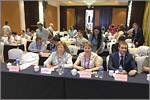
[45,4,58,31]
[1,1,21,35]
[112,8,127,26]
[94,9,99,27]
[67,8,75,31]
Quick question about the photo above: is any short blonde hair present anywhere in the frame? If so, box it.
[56,41,67,50]
[84,41,93,48]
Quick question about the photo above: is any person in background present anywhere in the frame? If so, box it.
[88,26,105,54]
[46,35,56,52]
[111,35,128,53]
[47,23,54,35]
[101,25,105,34]
[11,31,21,44]
[44,41,73,69]
[114,25,125,41]
[21,30,28,39]
[142,56,150,74]
[108,41,137,76]
[3,21,11,37]
[46,35,70,54]
[73,41,103,72]
[26,28,33,38]
[109,24,117,36]
[76,30,88,50]
[132,23,145,47]
[68,25,77,38]
[28,37,45,53]
[105,29,112,37]
[83,31,88,40]
[36,22,50,44]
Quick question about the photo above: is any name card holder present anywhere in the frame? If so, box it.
[80,71,91,78]
[114,74,128,81]
[41,68,52,74]
[9,66,20,72]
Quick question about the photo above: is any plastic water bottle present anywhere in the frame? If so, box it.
[52,48,54,53]
[119,65,123,73]
[16,57,20,66]
[58,62,64,75]
[99,64,103,78]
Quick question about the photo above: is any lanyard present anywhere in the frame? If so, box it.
[84,55,91,69]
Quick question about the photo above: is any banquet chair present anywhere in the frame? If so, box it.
[106,55,109,71]
[125,39,132,43]
[60,37,68,41]
[127,43,135,48]
[68,45,78,56]
[135,56,149,73]
[103,42,105,49]
[1,36,8,43]
[107,42,115,54]
[0,42,4,62]
[64,41,72,46]
[21,38,27,51]
[20,52,39,70]
[8,48,23,61]
[59,32,65,37]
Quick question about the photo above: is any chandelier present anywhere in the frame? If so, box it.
[82,0,97,6]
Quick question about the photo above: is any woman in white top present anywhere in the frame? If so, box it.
[44,41,73,69]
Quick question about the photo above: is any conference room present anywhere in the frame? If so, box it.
[0,0,149,99]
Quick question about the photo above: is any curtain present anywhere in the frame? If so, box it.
[142,1,149,46]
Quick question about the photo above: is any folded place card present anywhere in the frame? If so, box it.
[9,66,20,72]
[41,68,52,74]
[40,53,50,57]
[114,74,128,81]
[12,43,18,46]
[80,71,91,78]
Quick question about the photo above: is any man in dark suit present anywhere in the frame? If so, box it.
[108,41,137,76]
[132,23,145,47]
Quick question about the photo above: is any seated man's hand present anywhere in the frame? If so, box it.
[118,70,127,74]
[128,70,136,76]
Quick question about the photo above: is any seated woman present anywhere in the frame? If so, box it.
[44,41,73,69]
[73,41,103,72]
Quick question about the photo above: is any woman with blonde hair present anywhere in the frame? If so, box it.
[44,41,73,69]
[73,41,103,72]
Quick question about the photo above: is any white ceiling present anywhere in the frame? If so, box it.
[47,0,128,6]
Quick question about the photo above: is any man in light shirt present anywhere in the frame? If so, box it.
[11,31,21,44]
[76,30,88,50]
[108,41,137,76]
[36,22,50,44]
[28,37,45,53]
[3,21,11,37]
[47,23,54,35]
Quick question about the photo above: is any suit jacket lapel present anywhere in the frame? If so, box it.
[115,52,119,68]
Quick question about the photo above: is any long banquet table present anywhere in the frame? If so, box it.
[1,63,149,99]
